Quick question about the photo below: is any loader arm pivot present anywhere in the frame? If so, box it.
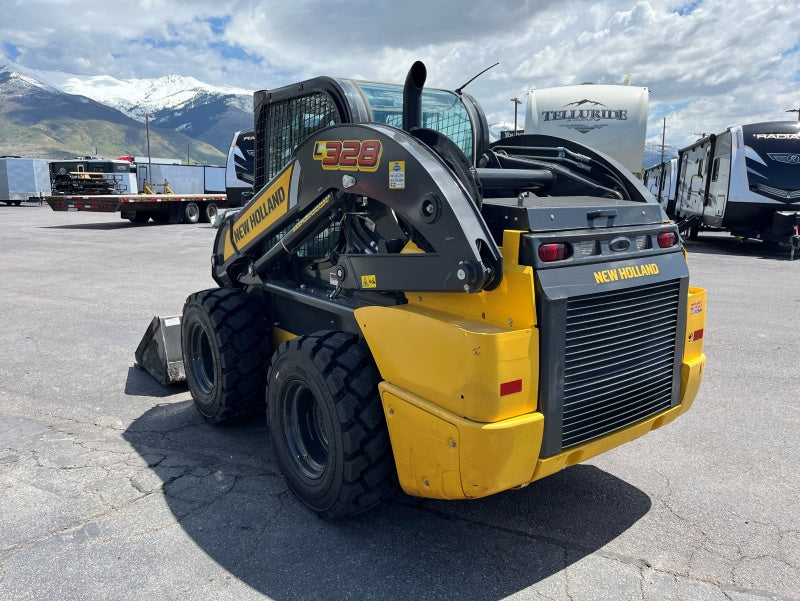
[213,122,502,293]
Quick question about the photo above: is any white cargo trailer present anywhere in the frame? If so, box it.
[0,157,52,205]
[136,163,225,195]
[524,84,649,174]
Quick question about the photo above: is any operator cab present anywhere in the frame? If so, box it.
[253,76,489,191]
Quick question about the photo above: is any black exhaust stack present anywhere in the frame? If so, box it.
[402,61,427,132]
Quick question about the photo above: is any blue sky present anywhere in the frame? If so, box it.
[1,0,799,148]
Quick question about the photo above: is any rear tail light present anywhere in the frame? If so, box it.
[657,232,678,248]
[538,243,570,262]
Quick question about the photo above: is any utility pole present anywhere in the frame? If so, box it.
[786,108,800,122]
[511,97,522,134]
[187,142,191,165]
[145,113,152,179]
[660,117,666,164]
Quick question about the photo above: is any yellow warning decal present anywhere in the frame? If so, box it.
[361,274,377,289]
[594,263,660,284]
[388,161,405,189]
[224,165,293,260]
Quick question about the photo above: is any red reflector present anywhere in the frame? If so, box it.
[693,328,704,341]
[657,232,677,248]
[538,243,568,262]
[500,379,523,396]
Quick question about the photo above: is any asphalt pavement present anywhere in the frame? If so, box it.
[1,204,798,600]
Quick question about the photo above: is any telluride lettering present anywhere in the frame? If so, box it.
[542,109,629,122]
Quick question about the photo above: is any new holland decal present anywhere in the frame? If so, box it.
[312,139,382,172]
[223,165,292,260]
[593,263,660,284]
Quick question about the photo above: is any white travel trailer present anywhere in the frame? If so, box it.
[224,129,255,208]
[524,84,649,174]
[669,121,800,253]
[643,157,678,213]
[0,157,51,205]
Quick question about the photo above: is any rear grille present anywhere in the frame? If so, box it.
[561,280,680,448]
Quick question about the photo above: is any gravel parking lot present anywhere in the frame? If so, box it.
[1,204,798,601]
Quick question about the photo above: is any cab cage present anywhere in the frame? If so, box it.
[252,76,490,191]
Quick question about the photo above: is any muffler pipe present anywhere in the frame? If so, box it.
[402,61,427,132]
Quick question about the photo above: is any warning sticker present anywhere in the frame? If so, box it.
[389,161,405,189]
[361,274,377,289]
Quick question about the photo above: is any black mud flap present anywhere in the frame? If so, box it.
[135,315,186,385]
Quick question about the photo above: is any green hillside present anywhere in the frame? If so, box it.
[0,117,225,165]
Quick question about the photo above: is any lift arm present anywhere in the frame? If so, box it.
[212,122,502,293]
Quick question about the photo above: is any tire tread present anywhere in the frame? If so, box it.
[269,330,396,518]
[183,288,270,424]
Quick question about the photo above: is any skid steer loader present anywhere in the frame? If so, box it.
[137,62,706,519]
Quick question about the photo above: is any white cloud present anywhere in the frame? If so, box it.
[2,0,799,149]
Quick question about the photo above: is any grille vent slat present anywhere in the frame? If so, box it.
[560,280,681,448]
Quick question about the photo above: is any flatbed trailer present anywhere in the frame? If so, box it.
[45,193,228,224]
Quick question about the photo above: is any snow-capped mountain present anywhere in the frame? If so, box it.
[643,141,679,169]
[0,59,254,155]
[0,60,64,97]
[27,68,253,122]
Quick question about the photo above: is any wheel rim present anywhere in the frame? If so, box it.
[282,380,330,480]
[187,323,215,396]
[186,203,199,222]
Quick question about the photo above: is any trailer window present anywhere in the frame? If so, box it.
[711,157,720,182]
[354,82,474,160]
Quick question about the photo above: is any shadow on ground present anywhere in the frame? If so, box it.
[683,233,797,261]
[124,366,187,398]
[123,399,652,600]
[42,221,194,230]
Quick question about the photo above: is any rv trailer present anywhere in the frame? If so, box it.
[524,84,649,174]
[643,157,678,215]
[665,121,800,255]
[224,129,255,208]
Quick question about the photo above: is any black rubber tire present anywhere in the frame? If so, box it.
[267,331,396,519]
[128,212,150,224]
[202,202,218,224]
[183,202,200,224]
[181,288,271,424]
[688,223,699,241]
